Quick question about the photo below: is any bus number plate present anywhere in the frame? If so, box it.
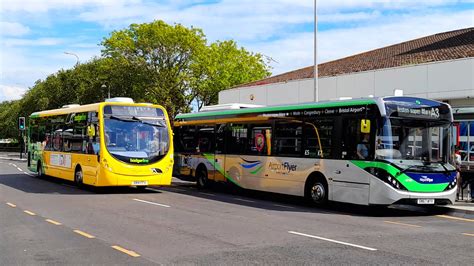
[133,181,148,186]
[417,198,434,204]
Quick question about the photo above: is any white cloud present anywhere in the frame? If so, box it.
[319,11,381,23]
[0,22,31,36]
[249,9,474,75]
[1,38,65,47]
[0,0,472,92]
[0,0,136,13]
[0,84,27,101]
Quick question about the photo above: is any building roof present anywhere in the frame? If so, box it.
[237,27,473,88]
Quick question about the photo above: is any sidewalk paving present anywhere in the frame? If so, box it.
[0,152,27,161]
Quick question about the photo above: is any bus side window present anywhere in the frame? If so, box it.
[342,118,372,160]
[197,125,215,153]
[227,124,248,155]
[274,121,301,157]
[248,123,272,156]
[303,118,333,158]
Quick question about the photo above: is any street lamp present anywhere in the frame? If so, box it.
[314,0,319,102]
[102,84,110,99]
[64,51,79,65]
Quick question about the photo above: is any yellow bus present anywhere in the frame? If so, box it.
[27,98,173,188]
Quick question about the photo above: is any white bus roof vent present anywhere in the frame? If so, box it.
[200,103,265,112]
[105,97,135,103]
[62,104,81,108]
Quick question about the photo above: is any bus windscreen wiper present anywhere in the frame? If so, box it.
[396,164,421,177]
[438,161,452,176]
[107,115,164,127]
[108,115,135,122]
[132,116,165,127]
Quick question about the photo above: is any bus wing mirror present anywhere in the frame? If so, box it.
[361,119,371,134]
[87,125,96,137]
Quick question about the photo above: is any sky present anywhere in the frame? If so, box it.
[0,0,473,102]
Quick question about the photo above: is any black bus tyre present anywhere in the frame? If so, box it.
[74,167,84,187]
[196,167,209,189]
[306,178,328,206]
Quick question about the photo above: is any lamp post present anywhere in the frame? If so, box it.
[102,84,110,99]
[314,0,319,102]
[64,51,79,65]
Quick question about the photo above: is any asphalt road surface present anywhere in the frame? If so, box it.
[0,160,472,265]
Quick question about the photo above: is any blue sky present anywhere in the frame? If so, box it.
[1,0,473,101]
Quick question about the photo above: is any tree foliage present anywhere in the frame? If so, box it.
[0,20,271,139]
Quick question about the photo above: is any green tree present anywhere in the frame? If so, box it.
[0,100,21,140]
[191,40,270,110]
[101,20,207,117]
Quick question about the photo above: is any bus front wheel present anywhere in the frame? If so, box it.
[74,167,84,187]
[196,167,209,189]
[306,176,328,206]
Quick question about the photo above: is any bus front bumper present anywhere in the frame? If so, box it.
[369,178,456,206]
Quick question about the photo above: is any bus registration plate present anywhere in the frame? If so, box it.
[133,181,148,186]
[417,198,434,204]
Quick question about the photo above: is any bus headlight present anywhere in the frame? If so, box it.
[445,178,456,191]
[367,167,407,191]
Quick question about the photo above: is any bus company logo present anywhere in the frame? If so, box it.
[419,176,434,183]
[268,162,297,174]
[130,158,149,164]
[240,158,263,175]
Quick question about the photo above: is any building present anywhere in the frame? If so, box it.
[218,28,474,180]
[219,28,473,108]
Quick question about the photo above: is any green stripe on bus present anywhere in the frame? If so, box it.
[351,161,448,192]
[250,165,263,175]
[202,153,242,187]
[177,99,376,120]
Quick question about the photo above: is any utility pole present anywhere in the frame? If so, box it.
[314,0,319,102]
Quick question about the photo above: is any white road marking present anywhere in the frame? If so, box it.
[288,231,377,251]
[17,167,23,172]
[133,198,170,208]
[234,198,255,203]
[25,173,35,177]
[12,164,17,167]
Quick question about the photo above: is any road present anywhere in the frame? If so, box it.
[0,159,472,264]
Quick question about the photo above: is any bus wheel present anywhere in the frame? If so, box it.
[37,161,44,178]
[306,178,328,206]
[196,167,209,189]
[74,167,84,187]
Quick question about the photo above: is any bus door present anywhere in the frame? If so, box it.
[214,124,226,182]
[331,117,371,205]
[197,124,218,181]
[82,113,100,184]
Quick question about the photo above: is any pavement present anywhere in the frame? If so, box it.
[1,158,473,264]
[2,151,472,216]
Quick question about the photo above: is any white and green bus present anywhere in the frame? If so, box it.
[173,97,457,206]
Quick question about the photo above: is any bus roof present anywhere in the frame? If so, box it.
[30,103,101,118]
[176,98,377,121]
[30,101,162,118]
